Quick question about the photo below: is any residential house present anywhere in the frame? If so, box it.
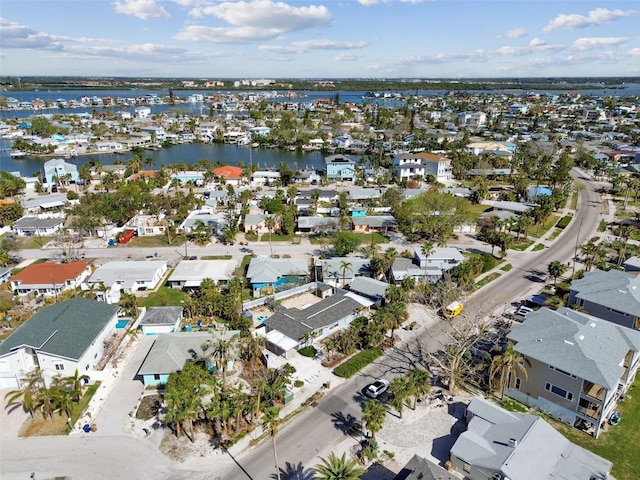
[568,269,640,329]
[167,259,238,289]
[623,256,640,273]
[0,298,120,388]
[391,247,464,284]
[481,200,535,215]
[507,307,640,437]
[320,257,372,288]
[125,213,169,237]
[84,260,167,303]
[351,215,398,234]
[137,329,239,387]
[179,209,227,237]
[347,277,390,307]
[169,171,204,186]
[213,165,244,186]
[43,158,79,185]
[10,261,92,298]
[244,213,276,235]
[393,455,456,480]
[260,293,366,356]
[0,266,13,285]
[246,257,309,297]
[296,216,339,234]
[324,155,356,182]
[138,307,183,335]
[393,152,452,183]
[449,396,612,480]
[250,171,280,187]
[22,194,69,216]
[13,217,64,237]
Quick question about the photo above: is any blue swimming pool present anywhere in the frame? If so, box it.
[116,319,130,329]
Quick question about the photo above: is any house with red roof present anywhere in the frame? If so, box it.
[213,165,244,186]
[10,261,92,298]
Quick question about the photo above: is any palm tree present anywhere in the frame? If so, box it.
[489,342,529,400]
[65,369,90,402]
[580,240,602,271]
[548,260,567,286]
[362,399,386,439]
[312,452,365,480]
[421,241,435,283]
[4,369,43,419]
[339,260,352,288]
[388,377,411,419]
[265,215,276,257]
[263,406,282,480]
[407,368,430,409]
[202,336,237,382]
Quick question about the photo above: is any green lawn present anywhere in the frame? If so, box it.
[598,220,609,233]
[570,192,578,210]
[466,203,493,220]
[123,235,185,248]
[200,255,233,260]
[511,240,534,251]
[546,229,562,241]
[500,263,513,272]
[549,378,640,480]
[259,233,300,242]
[530,215,561,239]
[475,272,500,289]
[140,287,189,307]
[532,243,545,251]
[17,236,54,249]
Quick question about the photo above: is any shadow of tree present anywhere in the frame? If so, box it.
[270,461,315,480]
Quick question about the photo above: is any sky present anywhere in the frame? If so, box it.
[1,0,639,79]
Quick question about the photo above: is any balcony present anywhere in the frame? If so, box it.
[582,381,605,402]
[577,401,602,420]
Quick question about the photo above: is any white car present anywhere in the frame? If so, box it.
[365,379,390,398]
[508,305,533,321]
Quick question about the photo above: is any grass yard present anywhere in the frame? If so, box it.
[547,229,562,241]
[530,215,560,239]
[140,287,189,308]
[17,236,54,249]
[475,272,500,289]
[532,243,545,251]
[511,240,534,251]
[352,232,389,244]
[549,378,640,480]
[259,233,300,242]
[200,255,232,260]
[570,192,578,210]
[598,220,609,232]
[124,235,185,248]
[466,203,493,220]
[500,263,513,272]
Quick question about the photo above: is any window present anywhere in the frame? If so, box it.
[514,377,521,390]
[549,365,577,378]
[154,374,161,381]
[463,463,471,473]
[545,382,573,401]
[55,364,64,371]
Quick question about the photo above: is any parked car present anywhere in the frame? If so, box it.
[364,379,389,399]
[507,305,534,322]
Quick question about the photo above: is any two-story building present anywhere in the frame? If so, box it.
[506,307,640,437]
[568,269,640,330]
[393,152,452,183]
[0,298,120,388]
[246,257,309,297]
[391,247,464,284]
[324,155,356,182]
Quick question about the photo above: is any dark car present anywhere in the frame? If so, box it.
[364,379,389,399]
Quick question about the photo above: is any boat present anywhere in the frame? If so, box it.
[9,150,26,158]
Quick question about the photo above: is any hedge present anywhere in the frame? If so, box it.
[556,215,572,229]
[298,346,317,357]
[333,348,383,378]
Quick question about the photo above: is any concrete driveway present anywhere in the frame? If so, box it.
[90,334,155,436]
[0,388,30,438]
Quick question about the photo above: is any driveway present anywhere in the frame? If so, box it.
[91,334,155,435]
[0,388,30,438]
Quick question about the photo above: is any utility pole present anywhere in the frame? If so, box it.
[571,216,584,280]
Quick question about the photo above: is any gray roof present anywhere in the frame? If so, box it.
[394,454,456,480]
[324,154,355,165]
[264,293,362,341]
[351,215,397,228]
[391,257,440,282]
[246,257,308,284]
[139,307,184,326]
[482,200,535,214]
[451,397,612,480]
[508,307,640,389]
[169,259,237,284]
[571,269,640,317]
[0,298,119,360]
[13,216,64,229]
[296,216,339,229]
[137,330,238,375]
[348,188,384,201]
[23,194,69,209]
[348,277,390,300]
[623,255,640,271]
[244,213,268,227]
[87,260,166,290]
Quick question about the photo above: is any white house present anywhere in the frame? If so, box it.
[84,261,167,303]
[0,298,120,388]
[393,152,452,183]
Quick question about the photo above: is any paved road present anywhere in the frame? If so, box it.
[0,168,605,479]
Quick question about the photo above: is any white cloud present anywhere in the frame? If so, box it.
[572,37,628,51]
[192,0,331,31]
[502,28,527,39]
[0,18,64,50]
[114,0,170,19]
[543,8,635,32]
[629,48,640,57]
[335,52,362,61]
[174,25,282,43]
[529,37,546,47]
[291,39,367,50]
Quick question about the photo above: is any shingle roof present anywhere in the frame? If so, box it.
[508,307,640,389]
[394,454,456,480]
[0,298,119,360]
[351,216,397,228]
[246,258,308,284]
[348,277,390,300]
[13,217,64,229]
[571,269,640,317]
[137,330,239,375]
[264,294,362,341]
[10,261,88,286]
[139,307,184,326]
[451,397,612,480]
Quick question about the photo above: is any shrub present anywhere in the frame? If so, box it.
[556,215,572,229]
[333,348,382,378]
[480,253,498,273]
[294,380,304,388]
[298,346,317,357]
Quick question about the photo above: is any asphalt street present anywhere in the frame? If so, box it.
[0,168,606,480]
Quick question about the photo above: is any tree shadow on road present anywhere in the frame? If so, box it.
[270,461,315,480]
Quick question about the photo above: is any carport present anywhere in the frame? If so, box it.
[256,328,299,358]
